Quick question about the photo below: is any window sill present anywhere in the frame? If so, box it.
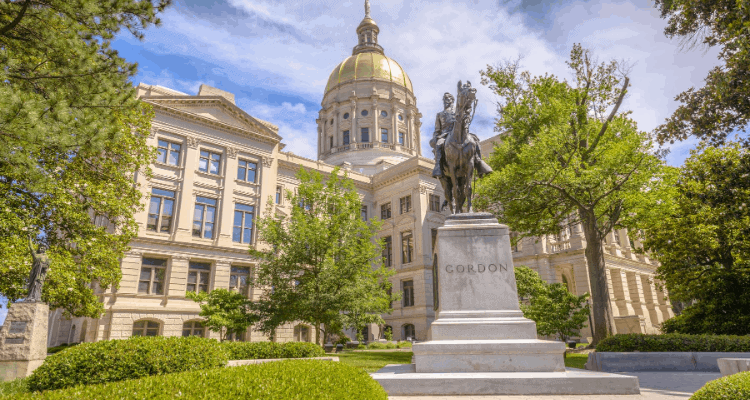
[142,230,172,238]
[154,161,183,171]
[195,170,223,178]
[235,179,260,188]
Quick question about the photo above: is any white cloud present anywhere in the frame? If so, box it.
[125,0,724,166]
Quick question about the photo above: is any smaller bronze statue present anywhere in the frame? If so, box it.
[25,237,50,303]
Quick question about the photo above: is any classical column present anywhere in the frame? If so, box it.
[642,275,665,324]
[391,102,398,146]
[350,97,358,144]
[656,281,675,319]
[610,268,636,316]
[605,268,621,317]
[316,119,322,156]
[407,109,414,150]
[167,256,190,297]
[333,104,340,149]
[218,147,239,247]
[372,93,380,144]
[627,272,655,333]
[176,139,199,241]
[415,111,423,156]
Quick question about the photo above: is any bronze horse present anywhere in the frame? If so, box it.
[439,81,479,214]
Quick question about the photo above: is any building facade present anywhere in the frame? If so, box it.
[48,5,672,347]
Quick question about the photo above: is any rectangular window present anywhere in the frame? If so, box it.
[381,128,388,142]
[402,280,414,307]
[382,236,392,267]
[613,230,621,246]
[229,266,250,296]
[361,127,369,143]
[156,139,181,166]
[198,150,221,174]
[237,159,258,183]
[139,258,167,295]
[343,130,350,145]
[431,228,438,255]
[360,205,368,221]
[147,188,175,233]
[429,194,441,212]
[187,261,211,293]
[400,195,412,214]
[401,231,413,264]
[233,203,254,244]
[192,196,217,239]
[398,131,405,145]
[275,186,282,204]
[380,202,391,219]
[329,136,333,149]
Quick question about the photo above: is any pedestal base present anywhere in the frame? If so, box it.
[0,360,44,382]
[414,339,566,373]
[372,364,641,396]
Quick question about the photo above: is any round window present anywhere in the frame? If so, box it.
[361,109,369,117]
[343,113,350,120]
[398,114,403,121]
[381,110,388,118]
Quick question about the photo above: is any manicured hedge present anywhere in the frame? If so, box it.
[367,342,397,350]
[27,336,228,392]
[690,371,750,400]
[221,341,325,360]
[46,343,79,355]
[596,334,750,352]
[12,360,388,400]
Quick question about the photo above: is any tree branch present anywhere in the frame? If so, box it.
[0,0,31,36]
[585,77,629,157]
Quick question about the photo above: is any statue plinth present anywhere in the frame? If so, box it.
[415,213,565,373]
[372,213,640,395]
[0,302,48,381]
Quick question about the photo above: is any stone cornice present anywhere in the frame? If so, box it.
[372,156,435,189]
[144,97,282,146]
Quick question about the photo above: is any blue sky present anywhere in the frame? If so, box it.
[0,0,731,324]
[113,0,726,166]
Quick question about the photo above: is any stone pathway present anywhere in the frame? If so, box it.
[388,371,722,400]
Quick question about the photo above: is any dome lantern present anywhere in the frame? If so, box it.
[352,0,383,56]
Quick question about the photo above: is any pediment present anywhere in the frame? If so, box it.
[380,220,395,230]
[396,214,415,226]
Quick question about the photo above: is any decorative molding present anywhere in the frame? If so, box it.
[187,136,199,149]
[148,128,157,139]
[126,250,144,257]
[418,185,428,194]
[171,255,190,261]
[226,147,239,159]
[262,157,274,168]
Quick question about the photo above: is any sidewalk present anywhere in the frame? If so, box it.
[388,371,722,400]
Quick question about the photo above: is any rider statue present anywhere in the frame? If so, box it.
[430,92,492,179]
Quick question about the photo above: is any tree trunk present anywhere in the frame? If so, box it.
[315,321,321,346]
[580,209,615,345]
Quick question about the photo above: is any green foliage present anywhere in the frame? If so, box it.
[396,341,412,348]
[26,336,227,392]
[7,360,388,400]
[690,371,750,400]
[515,266,590,341]
[0,378,28,397]
[187,289,257,341]
[357,343,367,349]
[251,167,396,344]
[564,353,589,369]
[46,342,79,355]
[477,45,663,344]
[366,342,388,349]
[335,336,350,345]
[221,341,325,360]
[0,0,170,317]
[653,0,750,146]
[596,333,750,352]
[634,143,750,335]
[383,325,393,341]
[337,351,413,373]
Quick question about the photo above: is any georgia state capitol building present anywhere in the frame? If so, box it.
[47,3,672,347]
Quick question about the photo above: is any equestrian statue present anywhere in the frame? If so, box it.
[430,81,492,214]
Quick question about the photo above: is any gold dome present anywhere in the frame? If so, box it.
[325,52,413,94]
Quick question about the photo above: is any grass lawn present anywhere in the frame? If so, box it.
[337,350,413,373]
[336,350,589,372]
[565,353,589,369]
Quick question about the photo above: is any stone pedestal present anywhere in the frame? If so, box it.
[0,302,48,382]
[373,213,640,395]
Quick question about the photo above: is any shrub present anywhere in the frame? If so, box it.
[11,360,388,400]
[690,371,750,400]
[0,377,29,397]
[386,342,396,349]
[46,343,79,355]
[367,342,388,350]
[397,341,412,348]
[221,341,325,360]
[26,336,227,392]
[335,336,350,345]
[357,343,367,349]
[596,334,750,352]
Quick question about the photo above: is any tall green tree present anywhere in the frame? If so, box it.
[634,143,750,334]
[653,0,750,146]
[187,289,257,341]
[250,167,395,345]
[477,45,663,345]
[0,0,170,316]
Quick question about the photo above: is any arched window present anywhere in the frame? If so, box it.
[182,320,205,337]
[403,324,415,341]
[132,320,160,337]
[294,324,310,342]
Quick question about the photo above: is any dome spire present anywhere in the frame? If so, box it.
[353,0,383,55]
